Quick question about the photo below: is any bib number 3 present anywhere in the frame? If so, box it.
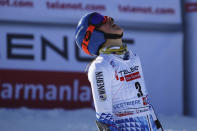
[135,82,143,97]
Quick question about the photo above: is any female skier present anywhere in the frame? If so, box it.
[75,12,163,131]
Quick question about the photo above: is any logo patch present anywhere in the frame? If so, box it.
[95,72,106,101]
[115,66,141,82]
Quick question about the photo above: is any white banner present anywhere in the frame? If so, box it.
[0,24,183,115]
[0,24,90,72]
[0,0,181,25]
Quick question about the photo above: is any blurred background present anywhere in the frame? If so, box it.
[0,0,197,131]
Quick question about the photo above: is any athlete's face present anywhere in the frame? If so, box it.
[97,16,123,35]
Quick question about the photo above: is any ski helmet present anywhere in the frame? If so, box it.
[75,12,123,56]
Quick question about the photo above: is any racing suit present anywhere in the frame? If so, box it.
[88,50,163,131]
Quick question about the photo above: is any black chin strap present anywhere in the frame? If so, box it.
[104,32,123,39]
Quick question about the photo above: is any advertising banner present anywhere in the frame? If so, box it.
[0,70,92,109]
[0,25,89,72]
[0,0,181,25]
[0,24,183,115]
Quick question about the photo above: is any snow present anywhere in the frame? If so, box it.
[0,108,197,131]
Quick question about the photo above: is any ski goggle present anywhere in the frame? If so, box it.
[88,12,107,28]
[82,12,107,55]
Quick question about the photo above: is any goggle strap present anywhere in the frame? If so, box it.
[82,25,95,55]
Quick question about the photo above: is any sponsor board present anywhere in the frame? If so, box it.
[0,25,90,72]
[0,0,181,24]
[0,69,92,109]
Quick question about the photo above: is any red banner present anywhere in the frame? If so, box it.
[0,69,93,109]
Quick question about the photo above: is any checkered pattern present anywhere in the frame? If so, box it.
[97,113,158,131]
[115,117,149,131]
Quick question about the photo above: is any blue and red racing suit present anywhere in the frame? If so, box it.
[88,50,163,131]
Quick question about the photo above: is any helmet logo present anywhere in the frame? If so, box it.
[81,25,95,55]
[85,31,91,41]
